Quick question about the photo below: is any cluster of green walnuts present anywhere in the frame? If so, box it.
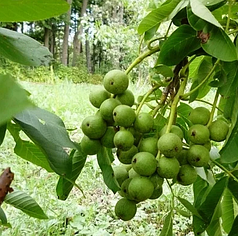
[80,69,229,221]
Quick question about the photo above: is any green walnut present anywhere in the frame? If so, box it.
[100,98,121,124]
[177,164,197,186]
[138,137,158,156]
[81,115,107,139]
[133,112,154,133]
[189,107,210,125]
[132,152,157,176]
[81,135,101,155]
[157,156,180,179]
[114,198,137,221]
[128,176,154,202]
[116,89,135,107]
[209,119,229,142]
[113,105,136,127]
[113,130,134,151]
[117,145,138,164]
[157,133,182,158]
[89,87,111,108]
[188,124,210,145]
[103,70,129,95]
[187,144,210,167]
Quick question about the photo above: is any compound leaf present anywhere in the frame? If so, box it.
[218,61,238,97]
[220,116,238,163]
[190,0,222,28]
[198,177,228,222]
[56,148,87,200]
[227,177,238,203]
[228,215,238,236]
[177,196,202,218]
[221,188,237,233]
[0,74,32,126]
[138,0,181,35]
[97,147,120,194]
[0,206,7,224]
[0,0,69,22]
[160,210,173,236]
[0,28,52,66]
[14,107,74,175]
[4,190,48,219]
[0,123,7,146]
[158,25,201,66]
[202,26,238,62]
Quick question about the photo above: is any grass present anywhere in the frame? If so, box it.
[0,80,195,236]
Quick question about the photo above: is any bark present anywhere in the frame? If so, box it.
[61,0,72,66]
[72,0,89,66]
[44,27,51,49]
[49,24,57,57]
[85,37,91,72]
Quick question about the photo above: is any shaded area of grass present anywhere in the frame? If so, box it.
[0,81,193,236]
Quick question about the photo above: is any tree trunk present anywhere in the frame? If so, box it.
[61,0,72,66]
[72,0,88,66]
[44,27,51,49]
[85,36,91,72]
[50,24,57,57]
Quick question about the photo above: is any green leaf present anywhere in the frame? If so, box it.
[160,210,173,236]
[188,80,199,102]
[0,206,7,224]
[193,176,211,207]
[0,28,53,66]
[187,7,208,31]
[220,115,238,163]
[198,177,228,222]
[221,188,236,233]
[189,56,205,78]
[206,202,223,235]
[228,177,238,203]
[15,140,53,173]
[177,102,193,126]
[154,113,168,133]
[138,0,181,35]
[4,190,48,219]
[97,147,120,194]
[18,140,53,172]
[0,0,69,22]
[14,107,76,149]
[154,65,174,77]
[177,196,202,218]
[14,107,73,175]
[206,218,223,236]
[7,120,53,172]
[228,215,238,236]
[0,123,7,146]
[56,148,87,200]
[0,74,32,126]
[218,61,238,97]
[189,56,213,102]
[193,215,208,235]
[190,0,222,28]
[144,24,160,41]
[201,26,238,62]
[172,7,187,26]
[219,92,238,121]
[157,25,201,66]
[175,208,191,217]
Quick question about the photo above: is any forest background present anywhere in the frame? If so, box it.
[0,0,156,84]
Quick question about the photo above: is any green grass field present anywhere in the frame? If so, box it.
[0,80,195,236]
